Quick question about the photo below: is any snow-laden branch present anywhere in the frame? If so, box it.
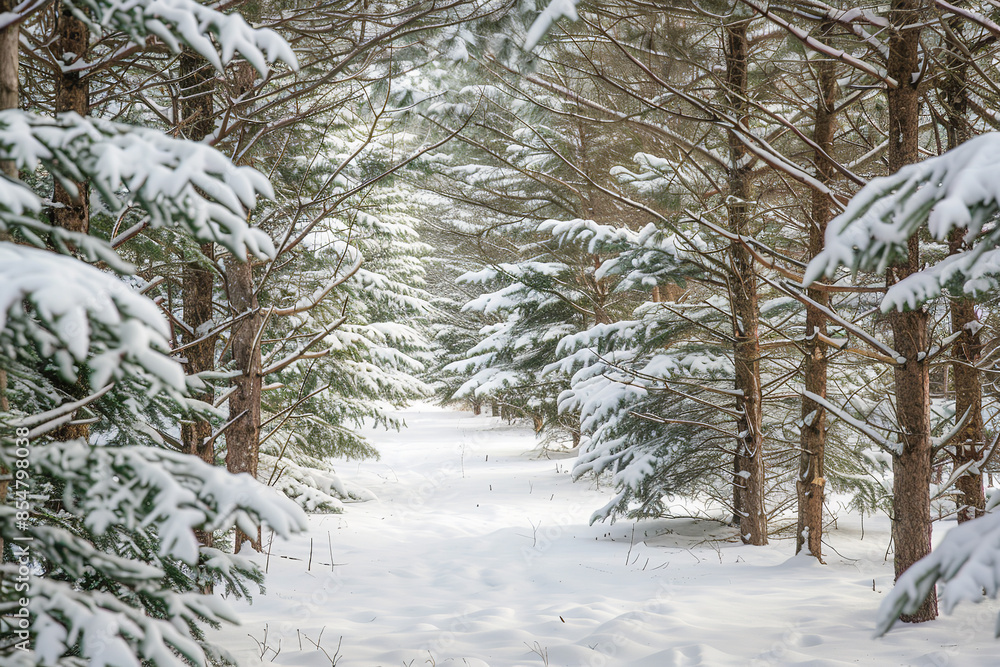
[0,434,307,665]
[32,440,308,565]
[741,0,896,87]
[524,0,579,51]
[766,276,901,362]
[272,252,362,316]
[932,0,1000,43]
[9,383,113,434]
[65,0,298,75]
[932,405,972,451]
[803,390,900,454]
[0,111,276,259]
[0,244,184,391]
[805,133,1000,311]
[261,316,348,376]
[876,509,1000,637]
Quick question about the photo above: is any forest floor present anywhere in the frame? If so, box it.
[211,403,1000,666]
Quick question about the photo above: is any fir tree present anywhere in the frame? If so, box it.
[0,2,307,664]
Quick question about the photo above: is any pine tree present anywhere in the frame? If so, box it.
[0,2,308,663]
[883,0,937,623]
[817,130,1000,633]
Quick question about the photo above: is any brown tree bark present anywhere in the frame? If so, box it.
[940,21,985,523]
[0,0,16,152]
[53,3,89,237]
[724,16,767,546]
[949,299,984,522]
[222,60,265,554]
[178,49,218,549]
[225,253,262,553]
[0,0,17,560]
[797,35,838,561]
[50,2,91,443]
[886,0,937,623]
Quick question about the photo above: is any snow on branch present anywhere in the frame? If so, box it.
[932,0,1000,43]
[65,0,298,75]
[803,390,900,454]
[805,133,1000,311]
[0,501,268,666]
[0,110,276,259]
[32,440,308,566]
[524,0,579,51]
[538,218,640,254]
[0,244,184,391]
[876,510,1000,637]
[741,0,895,86]
[30,577,211,666]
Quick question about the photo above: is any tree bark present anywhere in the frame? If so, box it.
[178,49,218,550]
[0,0,16,173]
[225,254,262,553]
[724,16,767,546]
[950,296,984,523]
[0,0,17,561]
[53,3,89,237]
[223,60,264,554]
[50,2,91,443]
[940,20,985,523]
[886,0,937,623]
[797,35,838,561]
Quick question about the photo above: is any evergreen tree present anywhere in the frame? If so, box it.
[0,2,308,663]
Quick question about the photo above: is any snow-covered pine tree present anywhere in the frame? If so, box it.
[88,0,480,515]
[413,50,652,436]
[420,4,779,532]
[490,2,902,545]
[808,131,1000,632]
[256,179,435,510]
[443,221,618,439]
[514,5,778,542]
[239,68,442,511]
[0,2,308,664]
[553,225,739,521]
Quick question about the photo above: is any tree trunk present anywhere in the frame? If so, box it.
[50,3,91,443]
[796,29,838,562]
[222,61,264,554]
[182,244,216,553]
[178,49,218,550]
[53,3,89,237]
[724,16,767,546]
[226,254,262,553]
[0,0,16,560]
[886,0,937,623]
[950,296,984,523]
[940,21,985,524]
[0,0,16,172]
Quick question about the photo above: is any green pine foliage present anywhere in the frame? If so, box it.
[0,2,308,664]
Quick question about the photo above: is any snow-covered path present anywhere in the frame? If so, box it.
[213,403,1000,666]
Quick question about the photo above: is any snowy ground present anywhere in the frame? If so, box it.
[212,403,1000,666]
